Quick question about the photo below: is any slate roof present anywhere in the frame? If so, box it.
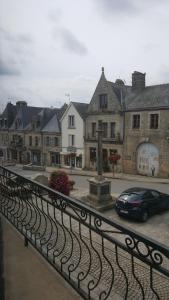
[71,102,89,119]
[0,103,17,128]
[10,106,43,130]
[41,114,60,133]
[125,84,169,110]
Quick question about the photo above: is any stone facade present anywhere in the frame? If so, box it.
[85,68,124,172]
[123,109,169,178]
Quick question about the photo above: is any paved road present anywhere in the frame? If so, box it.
[69,175,169,195]
[7,165,169,194]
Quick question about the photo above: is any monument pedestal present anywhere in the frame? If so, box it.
[86,177,114,211]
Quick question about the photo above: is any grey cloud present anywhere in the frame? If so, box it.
[0,58,20,76]
[93,0,167,16]
[0,27,34,76]
[94,0,138,16]
[53,28,88,55]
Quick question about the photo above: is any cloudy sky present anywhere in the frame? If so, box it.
[1,0,169,109]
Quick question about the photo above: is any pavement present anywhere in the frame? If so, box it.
[46,166,169,184]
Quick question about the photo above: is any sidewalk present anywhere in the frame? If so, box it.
[46,166,169,184]
[2,218,81,300]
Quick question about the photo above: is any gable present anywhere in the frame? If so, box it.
[88,71,121,113]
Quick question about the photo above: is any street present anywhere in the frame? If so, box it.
[69,175,169,194]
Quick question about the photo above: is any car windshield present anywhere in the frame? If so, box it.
[119,193,142,202]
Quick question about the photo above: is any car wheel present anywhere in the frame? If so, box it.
[141,210,149,222]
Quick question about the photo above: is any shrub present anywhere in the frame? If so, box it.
[68,180,75,190]
[49,170,70,196]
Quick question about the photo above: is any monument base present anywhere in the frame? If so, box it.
[84,177,115,212]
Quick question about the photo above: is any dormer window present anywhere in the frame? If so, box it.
[15,119,21,129]
[36,120,40,128]
[4,119,7,128]
[99,94,107,109]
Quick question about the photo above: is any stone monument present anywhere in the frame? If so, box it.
[87,120,114,211]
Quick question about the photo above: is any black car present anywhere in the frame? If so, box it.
[115,187,169,222]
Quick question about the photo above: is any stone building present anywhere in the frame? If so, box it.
[84,68,125,172]
[123,71,169,178]
[0,102,17,163]
[0,101,67,166]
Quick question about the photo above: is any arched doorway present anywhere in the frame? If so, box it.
[137,143,159,176]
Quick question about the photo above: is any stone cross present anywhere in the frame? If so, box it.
[96,120,103,180]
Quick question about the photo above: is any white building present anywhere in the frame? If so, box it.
[60,102,88,169]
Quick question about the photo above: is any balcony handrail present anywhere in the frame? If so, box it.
[0,165,169,299]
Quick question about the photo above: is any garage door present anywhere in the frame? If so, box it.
[137,143,159,176]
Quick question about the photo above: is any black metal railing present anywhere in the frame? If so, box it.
[0,217,5,300]
[0,166,169,300]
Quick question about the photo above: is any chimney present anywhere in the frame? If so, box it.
[16,101,27,108]
[132,71,146,91]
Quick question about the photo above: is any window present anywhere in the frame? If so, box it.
[132,114,140,129]
[29,136,32,146]
[36,120,40,128]
[35,136,39,146]
[68,115,75,128]
[150,114,159,129]
[54,137,58,146]
[151,191,160,198]
[99,94,108,109]
[4,119,7,128]
[102,122,108,138]
[90,147,96,161]
[68,135,75,146]
[92,122,96,137]
[111,122,116,138]
[46,136,50,146]
[15,119,21,129]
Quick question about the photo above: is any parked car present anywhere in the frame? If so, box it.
[115,187,169,222]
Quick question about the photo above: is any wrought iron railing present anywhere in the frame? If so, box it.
[0,166,169,299]
[0,217,5,300]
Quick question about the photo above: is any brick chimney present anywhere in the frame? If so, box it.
[132,71,146,91]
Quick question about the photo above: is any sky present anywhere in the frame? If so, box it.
[1,0,169,110]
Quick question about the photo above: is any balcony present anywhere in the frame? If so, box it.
[0,217,81,300]
[0,166,169,299]
[85,133,123,144]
